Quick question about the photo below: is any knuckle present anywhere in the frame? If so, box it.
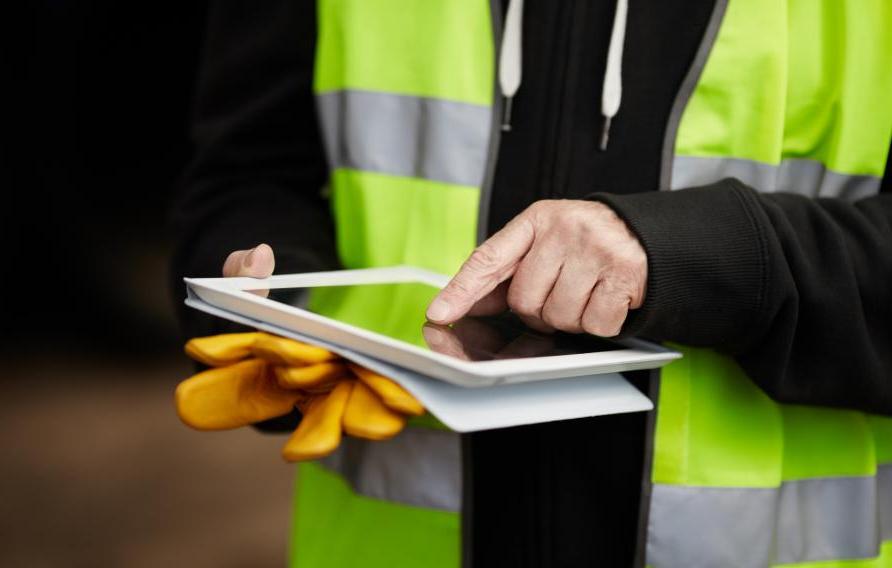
[582,318,618,338]
[447,274,481,300]
[567,204,590,223]
[616,247,644,272]
[581,319,600,336]
[540,309,558,329]
[525,199,557,224]
[570,202,601,228]
[582,299,628,337]
[575,216,598,240]
[466,244,501,273]
[508,294,541,318]
[603,322,624,337]
[526,200,550,215]
[597,246,623,267]
[540,305,570,330]
[603,268,643,308]
[604,268,634,295]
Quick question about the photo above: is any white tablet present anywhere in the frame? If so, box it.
[184,266,679,388]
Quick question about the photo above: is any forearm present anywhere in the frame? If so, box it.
[590,180,892,414]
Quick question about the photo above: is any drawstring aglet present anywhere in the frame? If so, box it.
[501,96,514,132]
[598,116,612,151]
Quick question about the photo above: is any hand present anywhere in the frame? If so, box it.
[426,200,647,337]
[176,332,425,462]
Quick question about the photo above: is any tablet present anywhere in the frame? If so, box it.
[184,266,679,387]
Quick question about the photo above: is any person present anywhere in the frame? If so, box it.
[171,1,892,566]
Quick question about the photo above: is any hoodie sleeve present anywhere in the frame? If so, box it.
[169,0,339,341]
[589,152,892,415]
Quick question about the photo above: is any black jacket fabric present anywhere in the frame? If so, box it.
[171,1,892,565]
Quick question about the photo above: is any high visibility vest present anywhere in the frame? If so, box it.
[291,1,892,567]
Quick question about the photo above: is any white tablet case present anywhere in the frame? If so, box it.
[185,290,653,432]
[184,267,678,387]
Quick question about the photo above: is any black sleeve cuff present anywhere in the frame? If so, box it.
[587,178,769,346]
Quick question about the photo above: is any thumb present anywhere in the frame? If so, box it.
[222,243,276,278]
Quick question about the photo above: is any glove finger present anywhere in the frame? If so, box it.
[281,380,353,462]
[175,359,303,430]
[349,364,425,416]
[184,332,262,367]
[274,362,348,389]
[252,332,338,366]
[343,380,406,441]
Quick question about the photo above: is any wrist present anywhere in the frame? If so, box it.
[586,179,767,344]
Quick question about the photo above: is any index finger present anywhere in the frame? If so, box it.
[426,214,535,324]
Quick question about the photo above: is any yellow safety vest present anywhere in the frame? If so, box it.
[291,1,892,566]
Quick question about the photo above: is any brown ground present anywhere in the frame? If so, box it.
[0,355,295,568]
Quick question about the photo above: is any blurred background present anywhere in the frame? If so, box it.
[4,4,294,566]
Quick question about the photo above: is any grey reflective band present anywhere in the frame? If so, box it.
[319,426,461,512]
[671,155,882,201]
[316,89,492,188]
[880,463,892,542]
[647,469,892,567]
[647,485,777,568]
[774,475,878,565]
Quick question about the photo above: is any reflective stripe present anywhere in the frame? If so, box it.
[881,464,892,542]
[775,476,878,565]
[671,156,882,201]
[319,426,461,512]
[647,474,886,568]
[647,485,776,568]
[316,90,492,188]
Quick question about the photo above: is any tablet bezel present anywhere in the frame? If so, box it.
[184,266,680,387]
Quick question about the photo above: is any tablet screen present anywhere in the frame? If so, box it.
[247,282,623,361]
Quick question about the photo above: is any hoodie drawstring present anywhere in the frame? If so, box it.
[498,0,524,131]
[498,0,628,150]
[600,0,627,150]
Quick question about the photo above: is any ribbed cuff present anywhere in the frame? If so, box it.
[587,179,768,345]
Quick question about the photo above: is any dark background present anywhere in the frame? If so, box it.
[3,4,293,565]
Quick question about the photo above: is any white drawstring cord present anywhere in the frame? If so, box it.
[600,0,627,150]
[499,0,524,131]
[498,0,627,148]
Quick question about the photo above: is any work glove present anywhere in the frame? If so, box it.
[175,332,424,462]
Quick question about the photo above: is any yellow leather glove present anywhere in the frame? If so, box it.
[175,332,424,462]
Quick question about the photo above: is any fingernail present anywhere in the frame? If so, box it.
[244,247,257,267]
[426,298,451,322]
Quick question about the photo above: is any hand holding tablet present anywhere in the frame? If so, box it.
[184,264,672,430]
